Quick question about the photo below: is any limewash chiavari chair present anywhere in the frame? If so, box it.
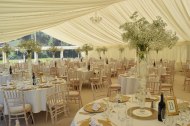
[159,74,174,96]
[184,70,190,91]
[57,66,68,81]
[50,67,58,77]
[105,70,121,97]
[68,79,83,109]
[3,90,35,126]
[147,74,160,95]
[46,83,69,124]
[91,78,108,100]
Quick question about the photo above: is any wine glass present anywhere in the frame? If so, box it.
[118,105,126,126]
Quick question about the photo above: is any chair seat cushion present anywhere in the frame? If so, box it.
[110,84,121,88]
[70,78,79,82]
[0,104,3,111]
[69,91,79,96]
[185,78,190,81]
[160,83,172,87]
[10,104,32,114]
[90,78,99,82]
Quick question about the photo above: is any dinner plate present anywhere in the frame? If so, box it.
[83,103,106,113]
[109,95,130,103]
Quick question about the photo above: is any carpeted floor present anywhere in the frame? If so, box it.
[1,72,190,126]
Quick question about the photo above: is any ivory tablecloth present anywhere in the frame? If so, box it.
[118,75,140,94]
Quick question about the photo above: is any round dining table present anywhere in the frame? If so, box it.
[72,95,189,126]
[77,68,93,83]
[0,81,63,114]
[118,74,140,95]
[0,74,11,85]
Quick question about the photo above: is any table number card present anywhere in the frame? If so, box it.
[165,96,179,116]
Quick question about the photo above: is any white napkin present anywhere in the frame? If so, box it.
[70,120,78,126]
[89,117,102,126]
[146,89,152,99]
[92,103,101,111]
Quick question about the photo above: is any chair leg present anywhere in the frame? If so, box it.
[30,111,35,125]
[24,113,29,126]
[3,114,7,126]
[8,116,11,126]
[184,81,186,90]
[46,110,48,123]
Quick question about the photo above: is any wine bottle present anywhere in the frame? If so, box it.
[55,61,57,67]
[106,59,108,64]
[9,66,12,74]
[87,63,90,71]
[32,72,36,85]
[153,61,156,67]
[158,93,166,121]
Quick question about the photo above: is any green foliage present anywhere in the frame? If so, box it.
[1,43,12,56]
[120,12,178,58]
[18,39,41,57]
[81,44,93,56]
[118,46,125,53]
[49,45,59,54]
[75,47,82,53]
[100,46,108,55]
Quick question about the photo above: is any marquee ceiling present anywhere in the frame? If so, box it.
[0,0,190,47]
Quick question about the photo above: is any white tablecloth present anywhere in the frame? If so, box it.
[0,86,55,114]
[77,68,93,82]
[118,75,140,94]
[0,75,11,85]
[72,97,166,126]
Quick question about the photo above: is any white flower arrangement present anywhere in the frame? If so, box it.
[18,40,41,58]
[120,12,178,60]
[81,44,93,56]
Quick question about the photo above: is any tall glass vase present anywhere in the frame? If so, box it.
[27,54,32,83]
[137,58,147,78]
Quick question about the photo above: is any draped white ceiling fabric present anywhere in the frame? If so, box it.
[0,0,123,42]
[0,0,190,47]
[43,0,190,46]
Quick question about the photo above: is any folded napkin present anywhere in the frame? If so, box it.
[146,89,152,99]
[89,117,102,126]
[70,120,78,126]
[92,103,101,111]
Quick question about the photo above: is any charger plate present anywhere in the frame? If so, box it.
[127,107,158,120]
[145,96,159,102]
[79,118,112,126]
[83,103,106,113]
[109,95,130,103]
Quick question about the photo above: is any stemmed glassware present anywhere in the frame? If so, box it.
[117,104,126,126]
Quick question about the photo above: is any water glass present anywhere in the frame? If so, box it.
[118,106,126,126]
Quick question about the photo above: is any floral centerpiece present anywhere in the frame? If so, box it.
[48,45,59,59]
[100,46,108,55]
[118,46,125,59]
[120,12,178,77]
[18,39,41,59]
[96,47,102,59]
[75,47,82,58]
[81,44,93,57]
[120,12,178,62]
[0,43,12,63]
[18,40,41,82]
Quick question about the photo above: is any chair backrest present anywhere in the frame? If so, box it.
[67,68,79,81]
[54,81,69,95]
[50,67,57,77]
[3,90,25,114]
[91,82,108,100]
[46,91,68,113]
[147,75,160,95]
